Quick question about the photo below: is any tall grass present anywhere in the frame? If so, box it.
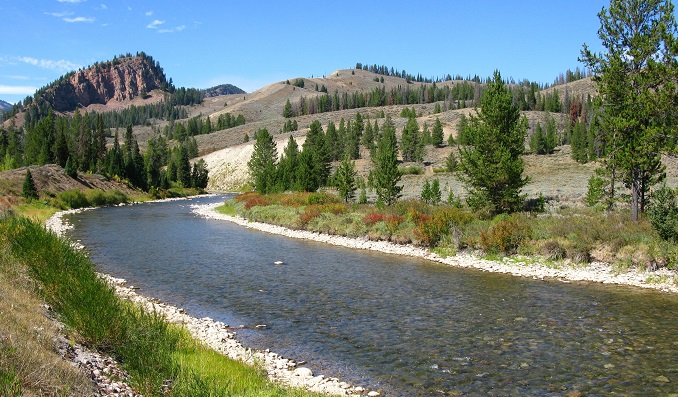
[0,216,327,397]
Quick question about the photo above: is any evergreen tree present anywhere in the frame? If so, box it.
[421,122,431,145]
[64,157,77,179]
[581,0,678,219]
[420,179,432,203]
[335,156,357,202]
[373,116,402,205]
[248,128,278,194]
[401,116,424,162]
[325,121,340,161]
[22,169,38,200]
[431,117,444,146]
[530,122,547,154]
[54,123,69,167]
[277,135,299,191]
[430,178,442,205]
[361,119,375,152]
[302,120,330,187]
[191,159,209,189]
[570,120,589,163]
[457,71,529,214]
[456,113,473,145]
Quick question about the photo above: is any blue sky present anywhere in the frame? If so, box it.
[0,0,611,104]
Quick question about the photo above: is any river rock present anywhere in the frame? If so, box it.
[294,367,313,378]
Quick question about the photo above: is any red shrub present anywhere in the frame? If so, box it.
[363,212,387,226]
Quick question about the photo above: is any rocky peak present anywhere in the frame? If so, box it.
[49,54,169,112]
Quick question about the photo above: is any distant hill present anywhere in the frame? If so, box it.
[31,52,171,113]
[0,99,12,112]
[201,84,246,98]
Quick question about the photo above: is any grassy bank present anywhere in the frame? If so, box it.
[222,191,678,278]
[0,216,328,397]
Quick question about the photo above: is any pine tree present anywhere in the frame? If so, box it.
[530,122,546,154]
[401,116,424,162]
[335,156,357,202]
[283,99,293,118]
[248,128,278,194]
[431,117,444,146]
[22,169,38,200]
[277,135,299,191]
[302,120,330,187]
[430,178,442,205]
[581,0,678,219]
[64,157,77,179]
[420,179,432,203]
[457,71,529,214]
[373,116,402,205]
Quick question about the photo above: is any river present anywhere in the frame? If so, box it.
[64,195,678,396]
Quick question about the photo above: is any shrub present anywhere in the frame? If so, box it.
[306,192,340,205]
[399,165,424,175]
[415,208,475,247]
[363,212,387,226]
[585,174,607,207]
[57,189,89,209]
[540,239,566,260]
[307,203,346,215]
[299,209,320,227]
[648,185,678,242]
[235,192,271,210]
[385,215,405,232]
[479,216,531,255]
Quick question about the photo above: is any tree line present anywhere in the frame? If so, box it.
[0,109,207,193]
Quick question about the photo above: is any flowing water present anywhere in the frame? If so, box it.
[65,195,678,396]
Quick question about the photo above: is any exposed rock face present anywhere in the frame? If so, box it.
[49,55,167,112]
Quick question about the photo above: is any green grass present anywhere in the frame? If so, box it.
[215,202,237,216]
[0,216,329,397]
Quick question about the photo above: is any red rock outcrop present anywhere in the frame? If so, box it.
[49,55,167,112]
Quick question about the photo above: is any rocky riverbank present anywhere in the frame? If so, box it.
[192,202,678,294]
[45,207,373,397]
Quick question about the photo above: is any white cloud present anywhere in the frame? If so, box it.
[45,11,73,17]
[158,24,186,34]
[63,16,95,22]
[100,4,107,9]
[45,10,94,22]
[0,85,37,95]
[16,56,80,73]
[147,19,164,29]
[57,0,86,3]
[145,11,153,16]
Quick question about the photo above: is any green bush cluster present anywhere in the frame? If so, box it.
[479,216,531,255]
[56,189,128,209]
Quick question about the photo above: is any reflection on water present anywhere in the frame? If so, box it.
[66,196,678,396]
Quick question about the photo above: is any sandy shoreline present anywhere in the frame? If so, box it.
[192,202,678,294]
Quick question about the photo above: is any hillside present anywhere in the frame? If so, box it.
[201,84,246,97]
[0,99,11,112]
[1,53,605,207]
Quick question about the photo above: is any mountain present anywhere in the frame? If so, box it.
[34,52,171,113]
[201,84,246,97]
[0,99,12,112]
